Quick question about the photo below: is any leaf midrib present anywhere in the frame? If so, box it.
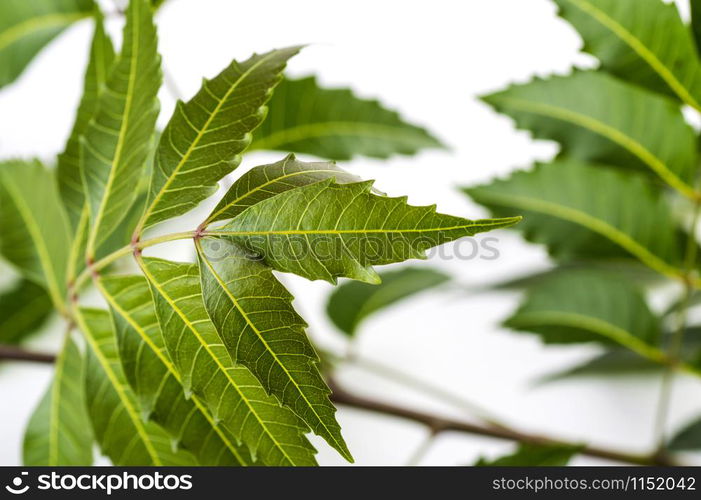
[470,189,681,279]
[206,168,348,224]
[212,218,518,236]
[509,310,666,363]
[195,240,350,460]
[48,334,70,466]
[87,0,142,257]
[97,278,249,466]
[565,0,701,111]
[0,12,88,52]
[2,175,65,310]
[250,121,437,151]
[489,95,695,198]
[74,308,163,465]
[137,257,297,465]
[139,52,279,231]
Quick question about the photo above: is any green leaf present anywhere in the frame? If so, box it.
[57,14,115,231]
[475,443,581,466]
[488,261,665,291]
[327,267,450,336]
[0,278,52,344]
[75,307,197,465]
[464,161,686,277]
[482,71,697,194]
[538,327,701,382]
[69,167,152,283]
[0,0,95,88]
[196,239,351,461]
[668,417,701,451]
[692,0,701,55]
[0,160,71,310]
[80,0,161,257]
[250,76,443,160]
[554,0,701,109]
[537,350,661,383]
[206,154,362,225]
[98,275,253,465]
[136,47,300,233]
[138,257,319,466]
[504,270,663,359]
[23,335,93,465]
[209,178,520,284]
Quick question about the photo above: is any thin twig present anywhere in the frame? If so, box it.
[0,345,56,364]
[406,428,440,466]
[162,66,184,101]
[2,346,678,465]
[336,350,511,430]
[328,378,676,466]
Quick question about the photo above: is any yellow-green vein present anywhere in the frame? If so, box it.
[565,0,701,111]
[469,191,683,280]
[194,239,350,459]
[73,306,162,465]
[136,52,281,235]
[490,96,697,199]
[0,12,88,52]
[136,254,296,465]
[96,278,249,465]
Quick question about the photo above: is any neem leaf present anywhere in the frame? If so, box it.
[196,238,352,461]
[250,76,443,160]
[136,47,300,233]
[23,335,93,465]
[139,257,318,466]
[504,270,662,357]
[57,14,115,231]
[206,154,362,225]
[76,307,197,465]
[475,443,582,466]
[0,279,53,344]
[538,327,701,382]
[465,161,686,277]
[80,0,161,257]
[692,0,701,55]
[0,160,71,310]
[669,417,701,451]
[210,179,520,284]
[554,0,701,109]
[482,71,697,194]
[327,266,450,336]
[0,0,95,88]
[99,275,253,465]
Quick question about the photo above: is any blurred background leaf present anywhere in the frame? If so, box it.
[475,443,582,466]
[503,270,661,349]
[327,267,451,336]
[0,0,95,89]
[0,278,52,344]
[250,76,444,160]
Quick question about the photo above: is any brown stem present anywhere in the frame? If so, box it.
[2,345,677,465]
[0,345,56,364]
[328,379,676,466]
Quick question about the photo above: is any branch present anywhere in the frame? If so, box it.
[0,345,55,364]
[328,378,676,466]
[4,344,676,465]
[71,230,197,293]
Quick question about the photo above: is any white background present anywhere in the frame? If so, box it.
[1,0,701,466]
